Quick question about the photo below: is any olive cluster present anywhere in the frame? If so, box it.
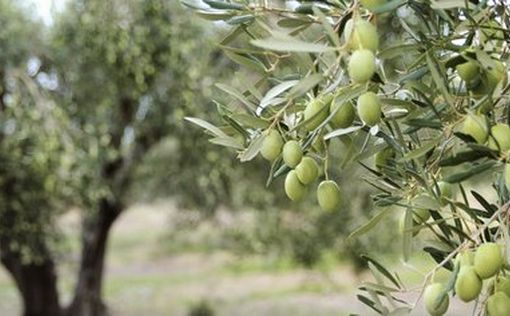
[345,17,382,126]
[460,112,510,193]
[424,243,510,315]
[260,129,341,211]
[462,113,510,151]
[257,16,385,211]
[260,15,381,211]
[456,59,508,101]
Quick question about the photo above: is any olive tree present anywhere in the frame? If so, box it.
[0,1,75,315]
[0,0,241,315]
[50,1,232,314]
[185,0,510,314]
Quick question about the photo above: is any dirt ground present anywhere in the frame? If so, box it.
[0,200,475,315]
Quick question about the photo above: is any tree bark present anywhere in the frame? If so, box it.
[0,247,61,316]
[65,198,122,316]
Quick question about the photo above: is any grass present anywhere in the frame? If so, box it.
[0,200,472,315]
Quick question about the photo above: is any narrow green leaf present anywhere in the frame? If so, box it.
[251,32,333,53]
[324,125,363,140]
[398,66,428,84]
[412,195,441,210]
[348,208,392,240]
[259,80,299,114]
[471,190,498,216]
[371,0,407,14]
[362,255,401,288]
[238,133,264,162]
[424,246,454,270]
[230,113,269,129]
[378,44,418,59]
[288,74,323,99]
[277,18,312,28]
[438,150,489,166]
[223,50,266,74]
[195,10,236,21]
[185,117,228,138]
[426,52,454,107]
[430,0,470,9]
[402,209,412,262]
[209,136,243,149]
[226,15,254,25]
[444,161,496,183]
[400,137,440,161]
[357,295,382,314]
[312,6,340,47]
[203,0,244,10]
[215,83,256,111]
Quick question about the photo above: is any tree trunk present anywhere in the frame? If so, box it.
[1,249,61,316]
[65,198,122,316]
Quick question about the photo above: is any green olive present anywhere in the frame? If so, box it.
[495,276,510,297]
[295,157,319,185]
[317,180,341,211]
[348,49,376,83]
[455,265,482,302]
[282,140,303,168]
[260,130,283,161]
[472,60,508,96]
[487,61,508,89]
[456,60,479,82]
[462,113,488,144]
[344,19,379,52]
[284,170,306,201]
[330,101,355,129]
[357,92,381,126]
[474,242,503,279]
[505,163,510,193]
[303,95,332,131]
[359,0,386,11]
[424,283,449,316]
[488,123,510,152]
[487,292,510,316]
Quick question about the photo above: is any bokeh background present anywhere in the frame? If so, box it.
[0,1,472,315]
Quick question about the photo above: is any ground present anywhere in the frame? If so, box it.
[0,200,475,315]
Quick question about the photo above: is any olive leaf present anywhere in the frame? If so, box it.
[251,32,333,53]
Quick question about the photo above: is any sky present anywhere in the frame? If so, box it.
[27,0,67,25]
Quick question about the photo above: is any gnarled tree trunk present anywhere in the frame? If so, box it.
[0,245,61,316]
[65,198,122,316]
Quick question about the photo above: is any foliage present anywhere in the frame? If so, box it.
[0,0,74,263]
[184,0,510,314]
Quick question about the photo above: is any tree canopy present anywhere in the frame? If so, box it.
[185,0,510,314]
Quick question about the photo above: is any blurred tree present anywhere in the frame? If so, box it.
[51,0,234,314]
[0,1,71,315]
[2,0,249,315]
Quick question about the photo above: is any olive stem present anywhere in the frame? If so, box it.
[324,148,330,180]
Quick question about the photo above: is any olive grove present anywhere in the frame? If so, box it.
[185,0,510,314]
